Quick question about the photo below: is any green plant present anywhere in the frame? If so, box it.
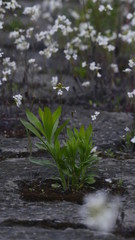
[124,128,135,151]
[21,106,98,191]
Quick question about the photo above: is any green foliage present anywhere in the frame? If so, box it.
[4,18,25,32]
[86,0,120,33]
[124,129,135,151]
[21,106,98,191]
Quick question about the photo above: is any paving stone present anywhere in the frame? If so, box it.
[0,227,132,240]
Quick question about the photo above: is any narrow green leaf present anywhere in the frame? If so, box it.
[26,109,45,135]
[29,158,57,168]
[52,106,61,123]
[21,119,43,142]
[54,119,69,143]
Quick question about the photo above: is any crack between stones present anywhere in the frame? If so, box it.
[0,219,135,238]
[0,219,86,230]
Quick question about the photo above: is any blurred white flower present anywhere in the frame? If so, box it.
[13,94,22,108]
[82,61,87,68]
[123,68,132,73]
[125,127,130,132]
[91,146,97,153]
[57,89,63,95]
[79,191,121,232]
[131,136,135,143]
[51,76,58,87]
[82,81,90,87]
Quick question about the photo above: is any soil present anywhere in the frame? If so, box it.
[18,177,125,204]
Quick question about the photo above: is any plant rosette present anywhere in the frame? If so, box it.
[21,106,99,191]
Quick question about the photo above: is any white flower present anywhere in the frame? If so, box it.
[131,136,135,143]
[127,91,135,98]
[127,13,133,20]
[28,58,35,64]
[5,0,21,10]
[95,111,100,116]
[65,86,70,91]
[9,31,19,39]
[107,44,115,52]
[123,68,132,73]
[90,62,101,71]
[79,191,121,232]
[0,21,3,29]
[99,5,105,12]
[13,94,22,108]
[105,178,112,183]
[97,72,101,78]
[110,63,119,73]
[82,61,87,68]
[0,51,3,57]
[125,127,130,132]
[91,111,100,121]
[51,76,58,87]
[57,89,63,95]
[107,4,113,11]
[23,5,41,21]
[91,115,96,121]
[91,146,97,153]
[128,59,135,68]
[82,81,90,87]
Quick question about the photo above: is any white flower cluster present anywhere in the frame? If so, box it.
[23,5,41,21]
[91,111,100,121]
[13,94,22,108]
[9,29,32,51]
[127,89,135,98]
[51,76,70,95]
[131,136,135,143]
[1,57,16,83]
[4,0,21,10]
[98,4,113,13]
[123,59,135,73]
[90,62,102,78]
[42,0,62,13]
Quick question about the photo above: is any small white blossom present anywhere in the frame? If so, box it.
[82,61,87,68]
[51,76,58,87]
[82,81,90,87]
[131,136,135,143]
[65,86,70,91]
[123,68,132,73]
[125,127,130,132]
[99,5,105,12]
[97,72,101,78]
[57,89,63,95]
[90,62,101,71]
[91,146,97,153]
[105,178,112,183]
[13,94,22,108]
[28,58,35,64]
[128,59,135,68]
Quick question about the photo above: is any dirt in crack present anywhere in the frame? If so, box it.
[18,177,126,204]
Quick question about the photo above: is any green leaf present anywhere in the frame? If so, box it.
[85,175,96,185]
[38,107,44,123]
[52,106,61,123]
[21,119,43,142]
[26,109,44,134]
[54,119,69,143]
[67,128,74,139]
[35,142,47,151]
[29,158,56,168]
[43,107,53,143]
